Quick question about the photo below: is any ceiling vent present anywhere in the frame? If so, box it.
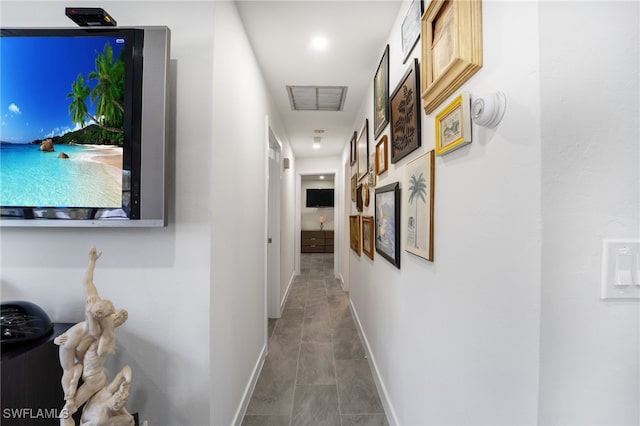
[287,86,347,111]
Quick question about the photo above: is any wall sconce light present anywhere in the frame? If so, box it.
[471,92,506,128]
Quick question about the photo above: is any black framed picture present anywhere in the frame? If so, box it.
[373,44,389,139]
[401,0,424,64]
[390,59,421,164]
[357,119,369,182]
[375,182,400,269]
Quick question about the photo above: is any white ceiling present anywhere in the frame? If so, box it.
[235,0,403,158]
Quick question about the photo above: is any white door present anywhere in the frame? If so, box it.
[267,129,282,318]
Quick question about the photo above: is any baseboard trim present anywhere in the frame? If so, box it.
[280,270,297,314]
[349,300,399,426]
[232,342,267,426]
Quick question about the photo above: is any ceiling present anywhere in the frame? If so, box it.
[235,0,403,159]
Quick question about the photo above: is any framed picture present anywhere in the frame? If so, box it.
[357,119,369,182]
[362,182,370,207]
[362,216,375,260]
[375,135,388,175]
[349,131,357,166]
[373,45,389,139]
[435,92,471,155]
[420,0,482,114]
[390,59,421,164]
[349,215,361,256]
[375,182,400,269]
[405,150,435,261]
[351,173,357,202]
[356,184,363,212]
[401,0,423,64]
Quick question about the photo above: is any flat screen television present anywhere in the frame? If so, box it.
[0,26,170,227]
[306,188,334,208]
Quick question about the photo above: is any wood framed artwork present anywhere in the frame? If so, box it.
[362,216,375,260]
[390,59,421,164]
[435,92,471,155]
[375,135,388,175]
[375,182,400,269]
[421,0,482,114]
[362,182,370,207]
[373,45,390,139]
[349,131,357,166]
[357,119,369,182]
[356,184,363,212]
[405,150,435,261]
[349,215,361,256]
[351,173,357,202]
[401,0,424,64]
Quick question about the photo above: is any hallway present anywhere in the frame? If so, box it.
[242,253,388,426]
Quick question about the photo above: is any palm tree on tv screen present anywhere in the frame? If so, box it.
[67,43,124,137]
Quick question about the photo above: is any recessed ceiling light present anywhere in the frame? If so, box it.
[310,36,328,50]
[312,142,321,149]
[314,129,325,134]
[319,175,325,180]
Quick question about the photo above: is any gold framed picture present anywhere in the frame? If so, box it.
[362,216,374,260]
[421,0,482,114]
[435,92,471,155]
[375,135,388,176]
[351,173,357,202]
[349,215,361,256]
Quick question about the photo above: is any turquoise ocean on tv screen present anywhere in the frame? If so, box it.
[0,143,122,207]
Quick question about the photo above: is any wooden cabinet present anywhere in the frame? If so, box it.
[301,230,334,253]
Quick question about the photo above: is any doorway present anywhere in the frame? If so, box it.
[267,126,281,319]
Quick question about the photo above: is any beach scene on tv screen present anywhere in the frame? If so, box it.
[0,34,127,208]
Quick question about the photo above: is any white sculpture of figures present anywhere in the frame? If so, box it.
[55,248,134,426]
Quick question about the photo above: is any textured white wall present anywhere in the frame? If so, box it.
[0,2,215,425]
[347,2,542,424]
[538,2,640,425]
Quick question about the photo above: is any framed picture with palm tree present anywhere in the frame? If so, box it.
[405,150,435,261]
[375,182,401,268]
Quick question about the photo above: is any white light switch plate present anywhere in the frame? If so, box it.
[601,239,640,300]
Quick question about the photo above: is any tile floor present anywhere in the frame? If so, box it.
[242,253,388,426]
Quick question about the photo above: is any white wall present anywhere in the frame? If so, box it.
[0,2,214,425]
[346,2,542,424]
[0,2,295,425]
[538,2,640,425]
[210,2,294,424]
[301,178,335,231]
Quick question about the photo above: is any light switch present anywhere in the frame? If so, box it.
[601,239,640,299]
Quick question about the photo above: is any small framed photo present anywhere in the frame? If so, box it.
[349,215,361,256]
[435,92,471,155]
[390,59,421,164]
[405,150,435,261]
[375,182,400,269]
[375,135,388,175]
[357,119,369,182]
[351,173,357,202]
[401,0,424,64]
[362,216,375,260]
[356,184,363,212]
[373,45,390,139]
[349,131,357,166]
